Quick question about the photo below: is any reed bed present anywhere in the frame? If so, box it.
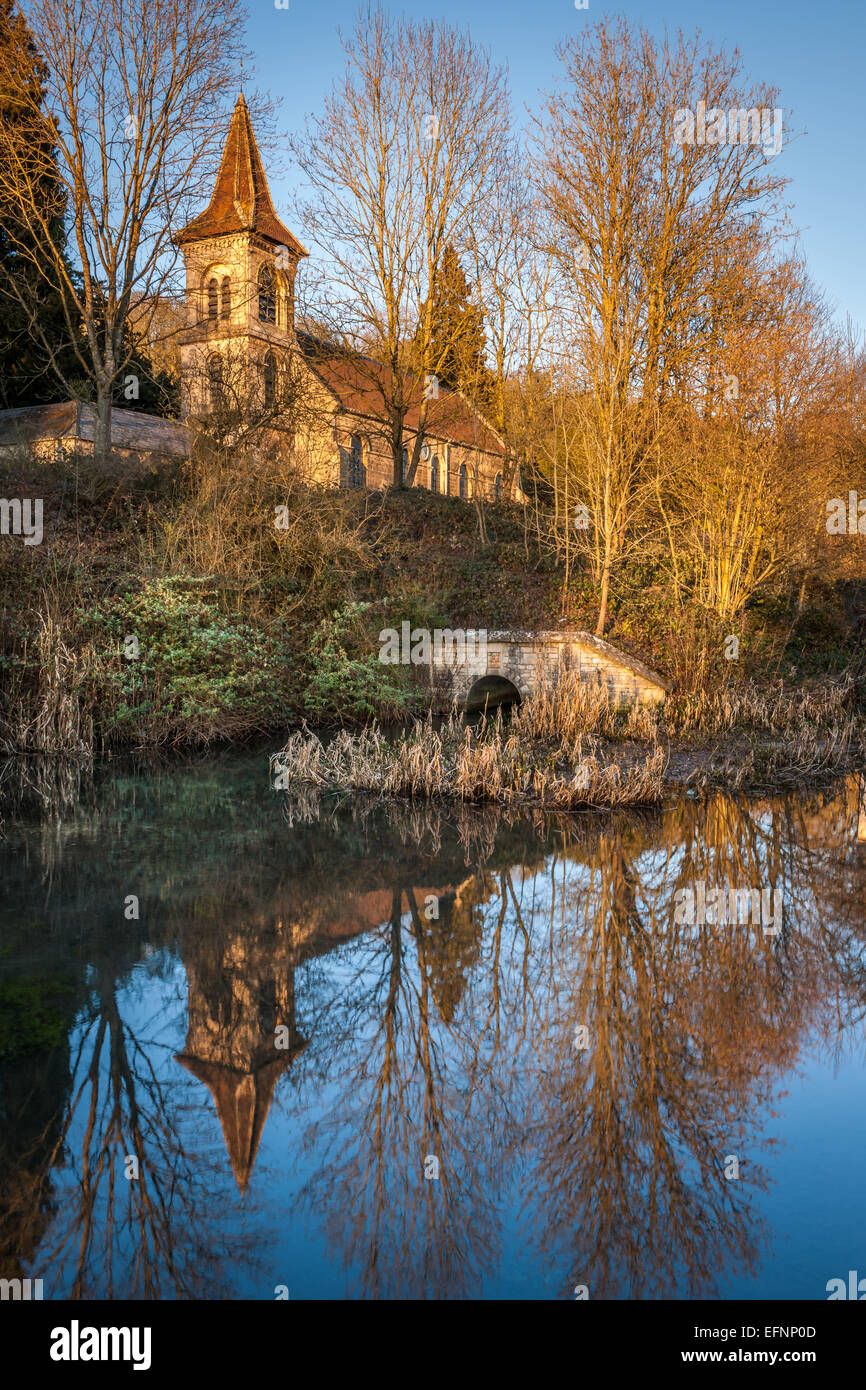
[670,675,865,789]
[509,669,646,742]
[667,676,860,738]
[0,606,94,755]
[690,716,864,791]
[275,665,866,807]
[274,708,668,811]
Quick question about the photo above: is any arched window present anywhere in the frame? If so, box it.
[431,455,439,493]
[207,277,218,321]
[443,449,450,495]
[263,351,277,409]
[207,354,222,411]
[258,264,276,324]
[349,434,364,489]
[401,447,408,483]
[494,472,503,501]
[220,276,231,320]
[459,462,468,499]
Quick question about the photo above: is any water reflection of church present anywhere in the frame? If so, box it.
[175,875,485,1190]
[176,920,306,1191]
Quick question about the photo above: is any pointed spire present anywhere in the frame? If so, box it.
[176,93,307,255]
[176,1054,289,1191]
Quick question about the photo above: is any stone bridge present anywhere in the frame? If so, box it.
[428,628,671,711]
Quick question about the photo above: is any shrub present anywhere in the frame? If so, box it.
[301,600,424,723]
[81,576,288,742]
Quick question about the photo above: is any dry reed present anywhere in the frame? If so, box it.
[0,603,94,754]
[274,665,866,805]
[274,704,668,811]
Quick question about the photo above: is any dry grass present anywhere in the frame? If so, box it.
[669,675,866,790]
[0,602,94,754]
[667,676,859,738]
[509,668,662,742]
[145,449,379,613]
[275,665,866,806]
[274,706,668,811]
[689,716,864,792]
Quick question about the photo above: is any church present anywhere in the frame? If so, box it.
[0,94,513,502]
[176,93,511,498]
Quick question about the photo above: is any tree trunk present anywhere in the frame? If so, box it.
[404,382,432,488]
[596,559,611,637]
[391,409,404,487]
[93,382,112,467]
[404,431,426,488]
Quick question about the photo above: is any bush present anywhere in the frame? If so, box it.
[81,576,288,742]
[301,600,426,723]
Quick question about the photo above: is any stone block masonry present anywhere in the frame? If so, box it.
[429,629,670,709]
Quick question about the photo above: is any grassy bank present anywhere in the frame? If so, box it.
[1,448,864,758]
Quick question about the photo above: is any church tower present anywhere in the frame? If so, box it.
[175,93,308,423]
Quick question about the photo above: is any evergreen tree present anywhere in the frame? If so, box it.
[423,244,494,405]
[0,0,80,408]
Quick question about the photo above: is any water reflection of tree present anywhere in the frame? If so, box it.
[0,1035,72,1283]
[290,783,865,1300]
[296,882,503,1300]
[30,966,256,1299]
[521,828,767,1299]
[4,754,865,1301]
[519,785,866,1298]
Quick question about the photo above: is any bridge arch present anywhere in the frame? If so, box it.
[464,674,523,712]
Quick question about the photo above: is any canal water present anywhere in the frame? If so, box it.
[1,745,864,1300]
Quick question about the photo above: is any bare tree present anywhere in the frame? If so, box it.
[532,18,791,634]
[656,249,846,624]
[291,2,510,487]
[187,337,314,462]
[465,141,556,498]
[0,0,250,462]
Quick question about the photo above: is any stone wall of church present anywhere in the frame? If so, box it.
[333,415,511,501]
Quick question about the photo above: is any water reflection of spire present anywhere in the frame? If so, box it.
[175,887,459,1189]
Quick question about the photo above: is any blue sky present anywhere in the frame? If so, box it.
[245,0,865,333]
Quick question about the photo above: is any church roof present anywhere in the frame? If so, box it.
[298,336,505,457]
[177,1042,305,1192]
[176,93,307,255]
[176,1055,285,1192]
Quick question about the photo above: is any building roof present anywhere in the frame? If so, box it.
[299,337,505,457]
[175,93,308,256]
[0,401,78,444]
[0,402,190,455]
